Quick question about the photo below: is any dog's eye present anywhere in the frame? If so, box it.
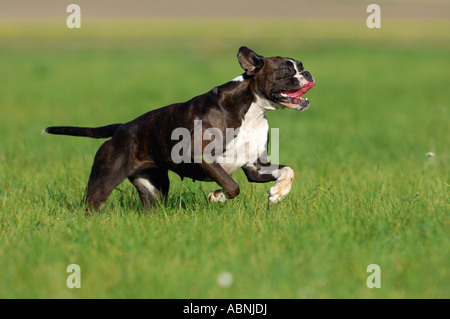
[282,67,290,73]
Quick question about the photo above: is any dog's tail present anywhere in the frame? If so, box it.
[41,123,123,139]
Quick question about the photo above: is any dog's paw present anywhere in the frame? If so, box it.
[208,189,228,203]
[268,167,294,204]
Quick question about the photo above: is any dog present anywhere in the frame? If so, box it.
[43,47,315,211]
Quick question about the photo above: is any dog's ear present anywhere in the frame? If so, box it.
[237,46,264,76]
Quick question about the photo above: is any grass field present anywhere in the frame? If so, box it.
[0,19,449,298]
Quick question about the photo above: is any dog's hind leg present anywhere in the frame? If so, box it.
[129,168,170,211]
[85,140,130,211]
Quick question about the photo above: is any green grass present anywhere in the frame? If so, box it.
[0,19,449,298]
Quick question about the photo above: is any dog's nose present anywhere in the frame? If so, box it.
[300,71,314,82]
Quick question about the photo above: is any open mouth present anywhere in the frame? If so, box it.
[275,81,316,111]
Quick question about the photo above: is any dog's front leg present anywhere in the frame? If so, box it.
[199,161,240,203]
[242,160,294,204]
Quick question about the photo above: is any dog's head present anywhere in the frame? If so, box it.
[237,46,315,111]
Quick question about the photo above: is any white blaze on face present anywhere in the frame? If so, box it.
[289,59,308,87]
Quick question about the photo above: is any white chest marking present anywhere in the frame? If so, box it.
[216,95,270,175]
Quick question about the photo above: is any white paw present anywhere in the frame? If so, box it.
[208,189,228,203]
[268,167,294,204]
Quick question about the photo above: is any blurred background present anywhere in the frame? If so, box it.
[1,0,450,19]
[0,0,448,298]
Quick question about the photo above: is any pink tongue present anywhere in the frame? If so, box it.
[284,82,315,98]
